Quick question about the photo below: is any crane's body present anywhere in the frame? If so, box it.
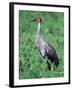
[33,17,59,70]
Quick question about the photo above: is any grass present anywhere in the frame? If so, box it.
[19,10,64,79]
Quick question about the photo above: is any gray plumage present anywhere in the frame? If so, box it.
[33,17,59,70]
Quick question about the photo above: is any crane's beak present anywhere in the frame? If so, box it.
[32,19,36,22]
[32,16,42,22]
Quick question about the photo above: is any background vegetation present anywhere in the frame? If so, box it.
[19,10,64,79]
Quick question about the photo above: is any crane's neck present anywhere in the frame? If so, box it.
[35,21,45,47]
[37,21,40,35]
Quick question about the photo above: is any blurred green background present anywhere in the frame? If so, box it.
[19,10,64,79]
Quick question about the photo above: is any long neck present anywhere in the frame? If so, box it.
[37,21,40,35]
[35,21,44,47]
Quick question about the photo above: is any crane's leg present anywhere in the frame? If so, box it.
[52,62,58,71]
[46,61,57,71]
[51,63,55,71]
[46,60,51,71]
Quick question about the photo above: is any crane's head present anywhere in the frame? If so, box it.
[32,16,42,23]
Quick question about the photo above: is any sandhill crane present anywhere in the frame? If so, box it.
[33,17,59,71]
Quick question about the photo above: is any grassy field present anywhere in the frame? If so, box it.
[19,10,64,79]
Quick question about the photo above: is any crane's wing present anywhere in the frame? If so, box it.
[44,43,59,63]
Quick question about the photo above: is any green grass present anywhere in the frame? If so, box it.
[19,10,64,79]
